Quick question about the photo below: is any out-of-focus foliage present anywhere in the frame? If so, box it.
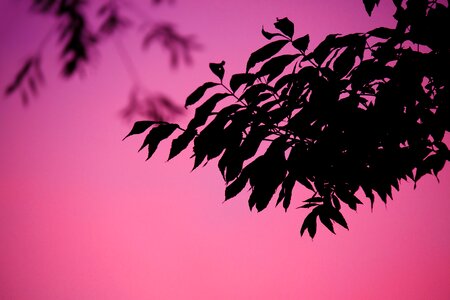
[5,0,199,120]
[126,0,450,237]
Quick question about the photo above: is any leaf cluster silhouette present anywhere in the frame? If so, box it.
[126,0,450,237]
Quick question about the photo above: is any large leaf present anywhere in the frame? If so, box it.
[246,40,289,72]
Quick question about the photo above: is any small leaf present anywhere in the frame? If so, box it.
[274,17,294,38]
[123,121,159,140]
[363,0,380,16]
[246,40,289,72]
[292,34,310,52]
[185,82,219,107]
[209,61,225,81]
[261,26,282,40]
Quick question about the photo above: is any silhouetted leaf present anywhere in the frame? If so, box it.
[328,207,348,230]
[209,61,225,81]
[308,34,339,65]
[363,0,380,16]
[225,167,250,200]
[368,27,396,39]
[246,40,289,72]
[292,34,310,52]
[230,73,256,92]
[185,82,219,107]
[139,123,179,160]
[261,27,282,40]
[333,47,356,77]
[123,121,159,140]
[300,209,318,238]
[188,93,231,130]
[319,212,335,234]
[274,17,294,38]
[168,128,197,160]
[257,54,300,82]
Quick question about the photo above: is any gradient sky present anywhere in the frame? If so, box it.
[0,0,449,299]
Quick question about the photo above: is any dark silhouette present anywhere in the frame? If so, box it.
[5,0,200,121]
[126,0,449,237]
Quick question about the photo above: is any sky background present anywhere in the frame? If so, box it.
[0,0,449,299]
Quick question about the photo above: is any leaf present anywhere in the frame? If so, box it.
[368,27,396,39]
[363,0,380,16]
[168,128,197,160]
[299,203,319,209]
[333,47,356,78]
[123,121,159,140]
[328,208,348,230]
[225,168,250,200]
[257,54,300,82]
[230,73,255,93]
[319,213,335,234]
[274,17,294,38]
[300,209,318,238]
[209,61,225,81]
[139,124,179,160]
[292,34,310,52]
[246,40,289,72]
[308,34,339,65]
[187,93,231,130]
[261,26,282,40]
[185,82,219,107]
[276,173,295,211]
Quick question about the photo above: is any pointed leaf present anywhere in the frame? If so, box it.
[261,26,282,40]
[246,40,289,72]
[363,0,380,16]
[123,121,159,140]
[168,128,197,160]
[185,82,219,107]
[292,34,310,52]
[139,124,179,160]
[257,54,300,82]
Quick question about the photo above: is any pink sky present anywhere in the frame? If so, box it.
[0,0,449,299]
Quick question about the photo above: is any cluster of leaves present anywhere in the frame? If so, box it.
[126,0,449,237]
[5,0,198,118]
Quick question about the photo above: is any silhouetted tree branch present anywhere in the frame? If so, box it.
[126,0,449,237]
